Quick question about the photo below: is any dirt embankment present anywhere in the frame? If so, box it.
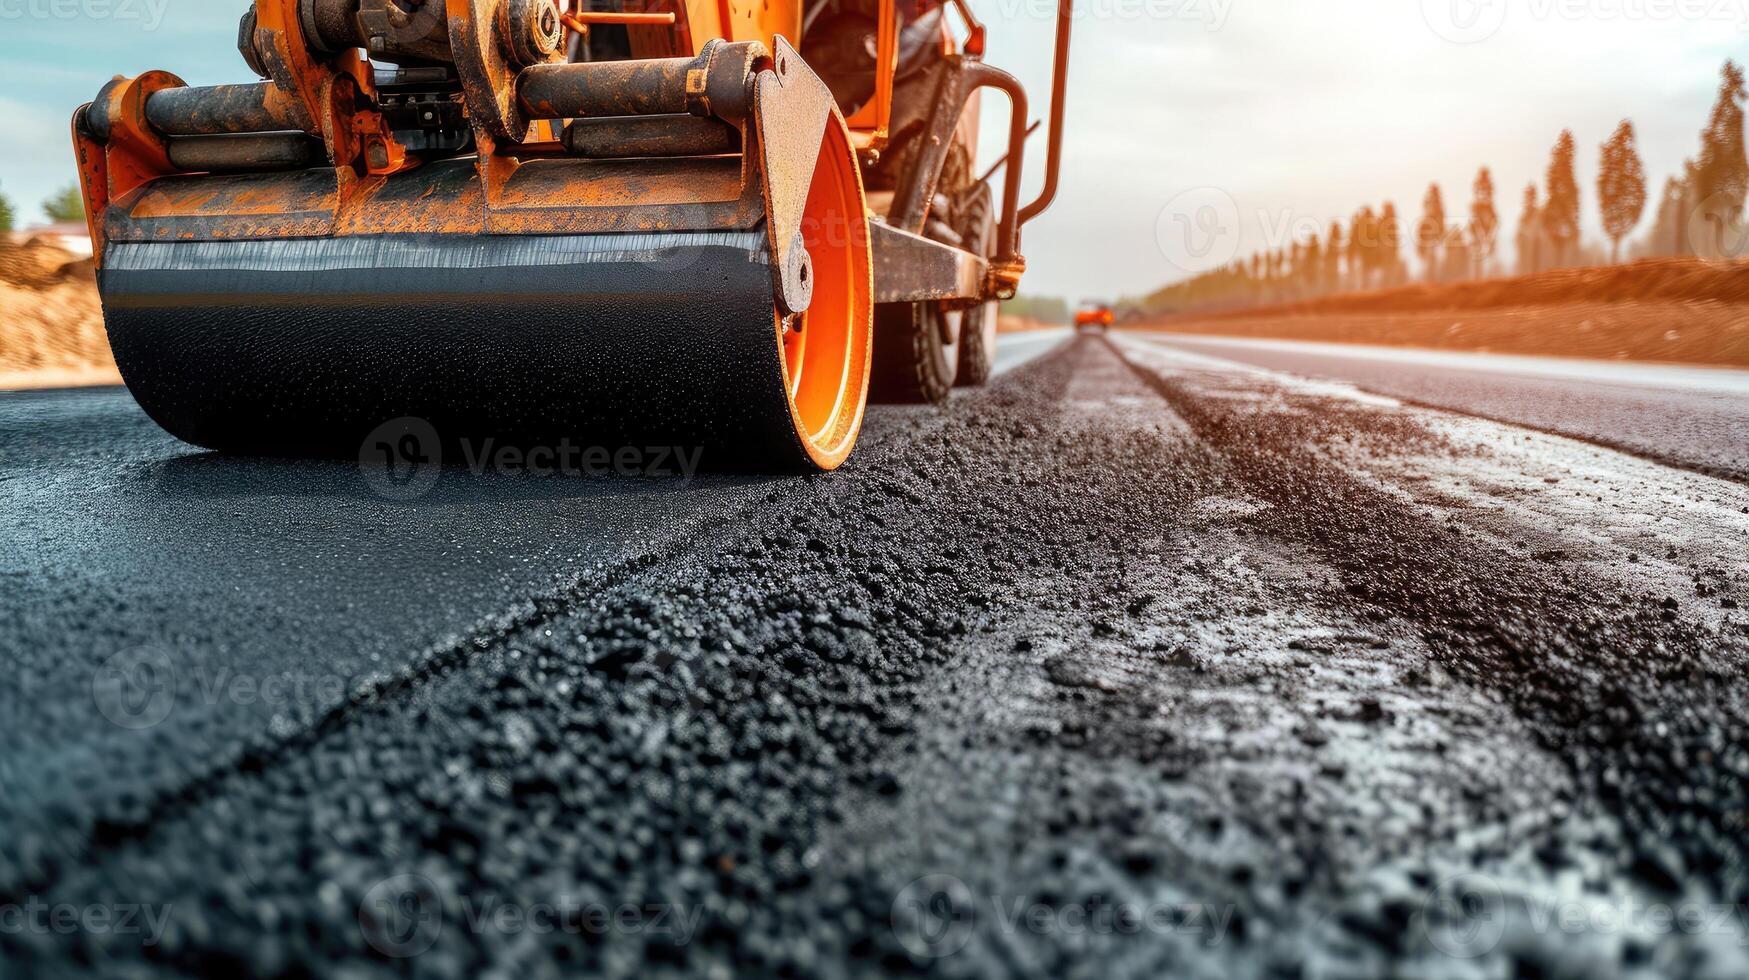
[0,239,117,390]
[1142,258,1749,368]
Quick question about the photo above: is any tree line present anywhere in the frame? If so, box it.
[0,182,87,236]
[1146,59,1749,314]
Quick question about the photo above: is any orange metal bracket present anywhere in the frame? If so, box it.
[842,0,896,150]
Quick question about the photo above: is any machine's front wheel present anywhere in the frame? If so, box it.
[777,106,875,470]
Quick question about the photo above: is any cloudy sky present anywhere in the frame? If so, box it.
[2,0,1743,300]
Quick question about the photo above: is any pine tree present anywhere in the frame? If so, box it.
[1597,121,1647,263]
[0,182,14,234]
[1416,184,1446,282]
[1303,233,1322,295]
[1516,184,1541,274]
[1541,131,1581,269]
[1324,220,1344,292]
[1469,168,1499,279]
[1680,158,1703,256]
[1379,202,1405,285]
[1693,60,1748,256]
[1350,208,1374,289]
[1645,175,1687,256]
[42,184,86,224]
[1441,224,1472,282]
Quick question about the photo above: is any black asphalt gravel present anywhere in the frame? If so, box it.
[3,331,1748,978]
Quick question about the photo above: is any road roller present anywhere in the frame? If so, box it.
[1073,301,1112,332]
[72,0,1072,470]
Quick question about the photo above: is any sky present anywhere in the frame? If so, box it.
[1,0,1743,301]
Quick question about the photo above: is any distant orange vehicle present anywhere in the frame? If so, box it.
[1074,303,1115,330]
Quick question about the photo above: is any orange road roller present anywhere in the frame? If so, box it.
[1074,302,1113,331]
[73,0,1072,470]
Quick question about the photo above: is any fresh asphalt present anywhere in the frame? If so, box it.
[1136,332,1749,481]
[2,327,1746,978]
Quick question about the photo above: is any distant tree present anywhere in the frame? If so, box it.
[1323,220,1344,292]
[1350,207,1377,289]
[1541,130,1581,268]
[0,183,14,234]
[1469,167,1499,278]
[1379,202,1405,284]
[1303,233,1322,295]
[1441,224,1472,282]
[1416,184,1446,282]
[43,184,86,224]
[1004,294,1071,323]
[1516,184,1542,274]
[1644,174,1688,257]
[1692,60,1748,256]
[1598,121,1647,263]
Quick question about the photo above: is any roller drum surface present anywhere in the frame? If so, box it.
[100,232,809,467]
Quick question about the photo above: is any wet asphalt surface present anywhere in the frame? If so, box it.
[2,329,1748,978]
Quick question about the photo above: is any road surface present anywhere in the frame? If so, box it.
[1140,333,1749,481]
[2,328,1747,979]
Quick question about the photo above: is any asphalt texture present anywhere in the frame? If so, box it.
[2,328,1748,978]
[1140,333,1749,482]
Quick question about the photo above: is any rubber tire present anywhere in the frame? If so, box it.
[955,184,999,386]
[870,300,958,404]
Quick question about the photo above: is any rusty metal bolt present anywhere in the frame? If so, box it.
[504,0,564,67]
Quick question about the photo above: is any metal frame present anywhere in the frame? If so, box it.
[74,0,1074,305]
